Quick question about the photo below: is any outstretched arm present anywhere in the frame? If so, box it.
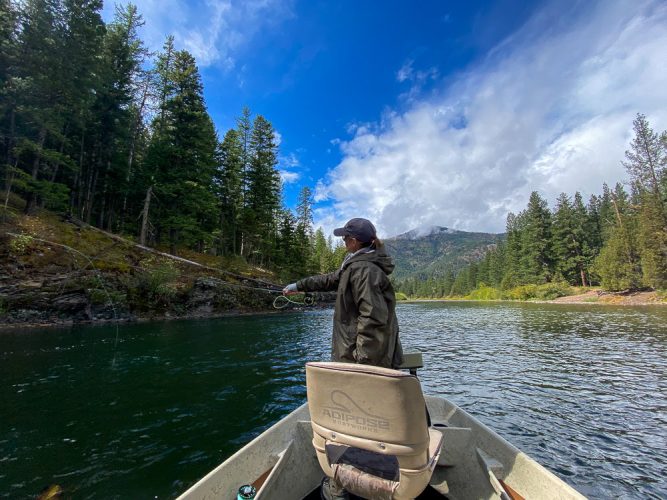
[294,270,341,293]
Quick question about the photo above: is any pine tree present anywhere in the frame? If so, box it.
[236,106,252,255]
[572,192,594,286]
[450,270,470,296]
[15,0,68,213]
[276,209,299,278]
[441,268,455,296]
[519,191,552,283]
[501,212,522,289]
[552,192,587,285]
[0,0,19,203]
[244,114,281,265]
[138,36,175,245]
[75,1,139,227]
[311,227,330,273]
[296,186,314,273]
[594,183,642,290]
[623,114,666,206]
[622,114,667,288]
[146,49,218,252]
[215,128,244,255]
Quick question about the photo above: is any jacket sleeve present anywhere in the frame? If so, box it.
[349,264,389,366]
[296,270,341,292]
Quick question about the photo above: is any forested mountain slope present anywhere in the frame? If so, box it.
[385,226,504,281]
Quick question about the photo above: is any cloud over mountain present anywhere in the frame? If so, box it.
[315,0,667,236]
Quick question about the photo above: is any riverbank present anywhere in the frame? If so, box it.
[549,289,666,305]
[0,210,291,330]
[403,289,666,306]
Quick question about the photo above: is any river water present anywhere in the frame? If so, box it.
[1,302,666,499]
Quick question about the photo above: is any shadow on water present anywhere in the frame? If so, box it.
[1,303,666,498]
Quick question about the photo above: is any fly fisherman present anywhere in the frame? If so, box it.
[283,217,404,369]
[284,218,404,499]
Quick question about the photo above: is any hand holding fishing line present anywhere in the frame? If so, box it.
[273,283,315,309]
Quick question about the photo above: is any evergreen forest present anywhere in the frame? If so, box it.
[2,1,665,303]
[399,114,667,299]
[0,0,345,281]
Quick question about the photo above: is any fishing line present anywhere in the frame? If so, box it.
[272,293,316,309]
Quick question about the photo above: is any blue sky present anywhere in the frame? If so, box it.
[102,0,667,237]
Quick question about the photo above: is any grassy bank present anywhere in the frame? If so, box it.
[397,283,667,305]
[0,207,284,327]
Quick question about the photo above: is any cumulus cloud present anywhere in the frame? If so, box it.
[317,0,667,236]
[102,0,292,68]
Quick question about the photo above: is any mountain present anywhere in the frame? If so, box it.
[384,225,504,281]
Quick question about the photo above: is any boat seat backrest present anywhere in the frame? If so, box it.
[306,362,443,500]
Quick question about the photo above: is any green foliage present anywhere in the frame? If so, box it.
[395,292,408,301]
[500,282,570,301]
[9,234,34,255]
[593,226,642,291]
[531,281,571,300]
[466,285,501,300]
[135,257,180,303]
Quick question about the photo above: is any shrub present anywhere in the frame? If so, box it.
[502,282,572,301]
[502,284,538,300]
[9,233,34,255]
[136,257,181,304]
[466,285,501,300]
[395,292,408,301]
[534,281,571,300]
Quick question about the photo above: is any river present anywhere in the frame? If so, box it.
[1,302,666,499]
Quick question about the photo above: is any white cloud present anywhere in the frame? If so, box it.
[280,152,299,168]
[278,152,301,184]
[273,130,283,146]
[397,60,414,82]
[279,170,300,184]
[316,0,667,237]
[102,0,292,69]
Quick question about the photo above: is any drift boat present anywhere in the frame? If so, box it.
[178,357,586,500]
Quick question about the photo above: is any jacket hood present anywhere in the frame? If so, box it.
[343,243,395,275]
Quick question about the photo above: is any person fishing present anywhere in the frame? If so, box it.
[283,218,403,369]
[284,218,404,500]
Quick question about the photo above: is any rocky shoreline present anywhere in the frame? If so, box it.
[0,272,338,331]
[0,276,277,330]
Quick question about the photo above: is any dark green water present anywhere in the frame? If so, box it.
[1,303,666,499]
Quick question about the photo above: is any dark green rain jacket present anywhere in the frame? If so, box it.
[296,244,403,368]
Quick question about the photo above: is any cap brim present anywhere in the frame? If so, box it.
[333,227,347,236]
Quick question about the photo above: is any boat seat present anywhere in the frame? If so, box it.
[306,362,443,500]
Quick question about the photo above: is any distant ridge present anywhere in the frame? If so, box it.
[385,225,504,281]
[391,225,460,240]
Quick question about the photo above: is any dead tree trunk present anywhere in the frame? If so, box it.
[139,185,152,246]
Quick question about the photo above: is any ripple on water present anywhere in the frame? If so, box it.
[2,304,666,498]
[406,302,667,499]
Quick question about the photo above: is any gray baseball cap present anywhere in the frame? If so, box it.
[333,218,377,243]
